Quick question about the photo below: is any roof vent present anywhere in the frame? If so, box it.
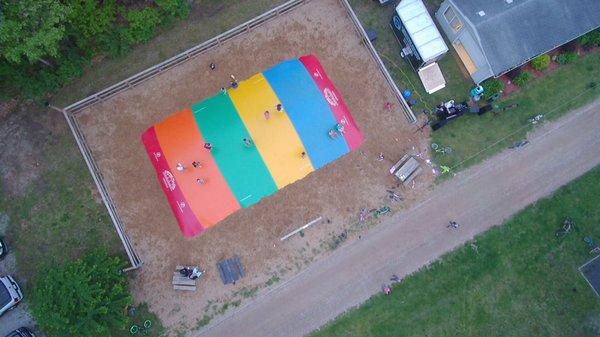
[477,10,486,16]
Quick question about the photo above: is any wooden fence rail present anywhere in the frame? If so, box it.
[62,0,416,269]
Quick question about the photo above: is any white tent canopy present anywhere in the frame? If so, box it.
[396,0,448,63]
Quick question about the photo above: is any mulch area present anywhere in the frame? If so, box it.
[499,46,599,96]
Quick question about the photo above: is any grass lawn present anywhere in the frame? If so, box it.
[349,0,472,110]
[431,52,600,172]
[0,119,123,281]
[0,106,166,335]
[312,166,600,337]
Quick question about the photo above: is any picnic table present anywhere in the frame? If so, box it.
[172,265,198,291]
[390,155,422,185]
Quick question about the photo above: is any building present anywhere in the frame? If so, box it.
[391,0,449,71]
[435,0,600,84]
[391,0,449,93]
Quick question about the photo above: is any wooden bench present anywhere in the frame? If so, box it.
[390,155,422,186]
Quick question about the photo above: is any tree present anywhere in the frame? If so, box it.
[155,0,191,19]
[0,0,71,64]
[123,7,163,44]
[67,0,118,52]
[30,250,132,337]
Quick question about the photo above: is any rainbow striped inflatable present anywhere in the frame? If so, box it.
[142,55,363,237]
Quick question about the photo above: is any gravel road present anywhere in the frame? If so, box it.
[196,99,600,337]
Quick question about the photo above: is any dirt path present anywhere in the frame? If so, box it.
[196,98,600,337]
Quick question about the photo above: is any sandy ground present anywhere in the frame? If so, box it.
[72,0,432,332]
[195,97,600,337]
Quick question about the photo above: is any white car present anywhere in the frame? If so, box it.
[0,276,23,317]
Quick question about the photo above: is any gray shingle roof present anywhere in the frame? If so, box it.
[452,0,600,75]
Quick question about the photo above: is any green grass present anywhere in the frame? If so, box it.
[0,124,124,281]
[116,303,166,337]
[312,167,600,337]
[0,105,165,336]
[431,52,600,172]
[349,0,472,110]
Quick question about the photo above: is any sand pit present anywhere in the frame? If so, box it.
[67,0,434,332]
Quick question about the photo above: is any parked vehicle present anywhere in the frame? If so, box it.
[0,237,7,260]
[4,327,35,337]
[0,276,23,316]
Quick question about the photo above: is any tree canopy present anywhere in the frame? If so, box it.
[0,0,190,99]
[30,250,132,337]
[0,0,70,64]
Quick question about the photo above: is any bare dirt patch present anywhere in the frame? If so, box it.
[71,0,434,333]
[0,101,66,197]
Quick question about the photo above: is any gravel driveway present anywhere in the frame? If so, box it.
[0,213,40,336]
[196,98,600,337]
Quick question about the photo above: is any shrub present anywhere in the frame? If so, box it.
[579,28,600,47]
[30,250,132,337]
[97,27,131,57]
[513,71,533,87]
[123,7,162,44]
[481,78,504,100]
[0,50,85,99]
[530,54,550,71]
[556,52,579,65]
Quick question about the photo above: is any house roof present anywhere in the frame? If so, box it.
[396,0,448,62]
[450,0,600,75]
